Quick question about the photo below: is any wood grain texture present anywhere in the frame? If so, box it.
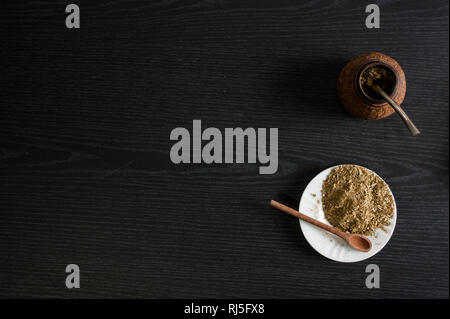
[0,0,448,298]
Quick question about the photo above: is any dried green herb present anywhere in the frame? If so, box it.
[321,165,394,236]
[360,65,396,100]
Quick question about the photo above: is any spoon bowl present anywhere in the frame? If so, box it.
[346,234,372,252]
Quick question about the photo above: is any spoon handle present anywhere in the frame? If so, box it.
[372,84,420,136]
[270,200,348,239]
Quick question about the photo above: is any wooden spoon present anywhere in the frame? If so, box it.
[270,200,372,252]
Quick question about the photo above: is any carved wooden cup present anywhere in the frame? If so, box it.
[337,52,406,120]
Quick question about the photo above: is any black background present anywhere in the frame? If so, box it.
[0,0,448,298]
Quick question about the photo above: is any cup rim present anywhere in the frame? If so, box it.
[357,61,399,104]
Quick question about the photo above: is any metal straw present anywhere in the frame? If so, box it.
[371,83,420,136]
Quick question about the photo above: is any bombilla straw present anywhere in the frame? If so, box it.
[371,83,420,136]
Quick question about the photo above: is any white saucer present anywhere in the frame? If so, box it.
[299,165,397,262]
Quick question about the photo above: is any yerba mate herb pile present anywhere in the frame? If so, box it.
[360,65,396,100]
[322,165,394,236]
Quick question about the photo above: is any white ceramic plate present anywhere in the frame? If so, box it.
[299,165,397,262]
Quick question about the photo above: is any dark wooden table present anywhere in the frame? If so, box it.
[0,0,448,298]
